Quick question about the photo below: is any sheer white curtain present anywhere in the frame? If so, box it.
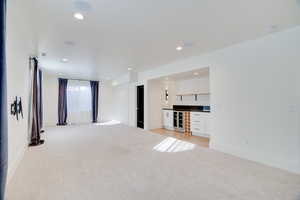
[67,80,92,124]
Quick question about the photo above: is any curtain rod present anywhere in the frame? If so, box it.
[68,78,91,82]
[60,78,100,82]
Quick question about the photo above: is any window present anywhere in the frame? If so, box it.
[67,80,92,124]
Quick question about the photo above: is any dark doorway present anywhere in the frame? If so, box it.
[137,85,144,129]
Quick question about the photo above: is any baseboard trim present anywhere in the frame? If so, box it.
[6,143,28,184]
[211,142,300,175]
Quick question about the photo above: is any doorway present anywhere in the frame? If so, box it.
[137,85,144,129]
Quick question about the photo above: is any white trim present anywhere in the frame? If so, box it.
[211,142,300,175]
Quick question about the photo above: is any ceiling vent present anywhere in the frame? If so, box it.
[73,0,92,12]
[183,41,195,48]
[64,41,76,46]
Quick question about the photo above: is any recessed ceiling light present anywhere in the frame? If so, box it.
[112,81,119,86]
[64,41,76,46]
[128,67,133,71]
[176,46,183,51]
[269,25,279,33]
[61,58,69,63]
[74,13,84,20]
[194,72,199,76]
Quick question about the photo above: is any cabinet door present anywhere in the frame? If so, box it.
[191,117,204,133]
[190,113,210,137]
[163,111,168,127]
[167,111,173,127]
[206,116,211,134]
[200,117,207,134]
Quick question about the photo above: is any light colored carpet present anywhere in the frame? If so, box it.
[6,124,300,200]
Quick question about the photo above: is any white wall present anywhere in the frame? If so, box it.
[43,73,58,127]
[99,82,115,122]
[128,83,137,127]
[106,70,143,127]
[6,0,37,181]
[162,80,176,108]
[209,30,300,174]
[148,80,164,130]
[138,26,300,174]
[111,84,130,124]
[176,76,209,94]
[43,72,115,126]
[109,82,137,127]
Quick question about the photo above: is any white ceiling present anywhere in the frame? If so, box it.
[153,67,209,82]
[33,0,300,80]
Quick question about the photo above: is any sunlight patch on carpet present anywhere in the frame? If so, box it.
[153,137,195,153]
[95,120,121,126]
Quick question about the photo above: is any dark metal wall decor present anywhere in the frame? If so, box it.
[10,96,23,120]
[165,89,169,101]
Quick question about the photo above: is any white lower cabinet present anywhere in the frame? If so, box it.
[163,110,174,130]
[190,112,210,138]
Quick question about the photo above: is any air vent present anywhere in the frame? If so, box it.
[64,41,76,46]
[73,0,92,12]
[183,42,195,48]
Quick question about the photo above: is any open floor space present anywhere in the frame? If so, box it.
[1,1,300,199]
[6,125,300,200]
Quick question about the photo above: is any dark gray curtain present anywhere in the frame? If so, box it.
[38,69,43,130]
[90,81,99,123]
[57,78,68,125]
[0,0,7,198]
[29,58,43,146]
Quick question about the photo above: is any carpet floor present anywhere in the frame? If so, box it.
[6,124,300,200]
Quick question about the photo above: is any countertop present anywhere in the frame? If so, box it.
[162,108,174,110]
[162,108,210,113]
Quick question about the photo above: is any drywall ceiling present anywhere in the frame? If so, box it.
[33,0,300,80]
[153,67,209,82]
